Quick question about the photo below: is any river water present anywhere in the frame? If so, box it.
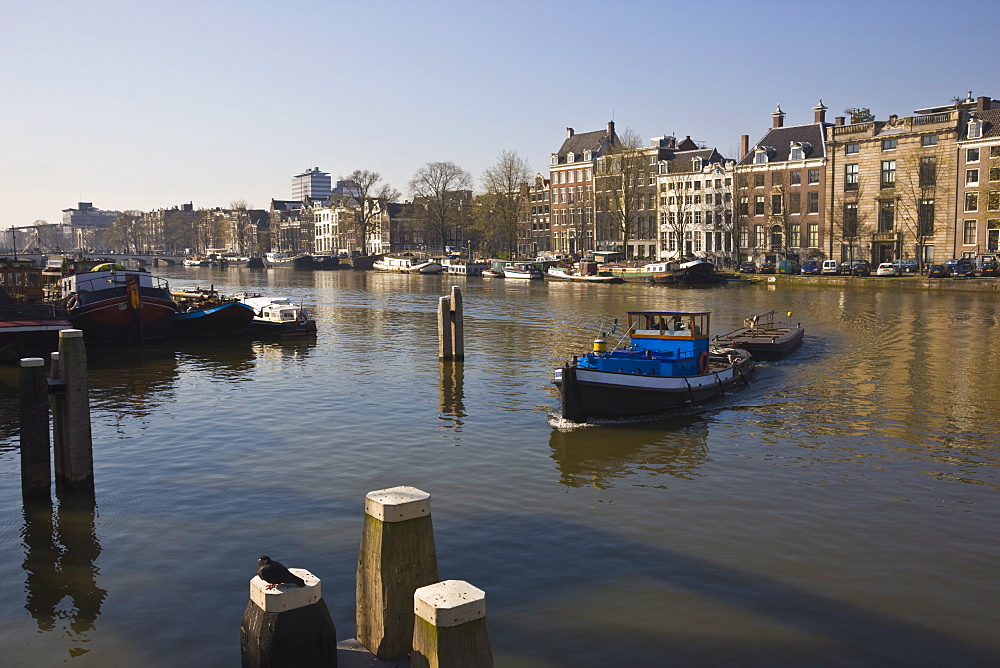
[0,267,998,666]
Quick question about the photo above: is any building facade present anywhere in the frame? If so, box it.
[549,122,617,255]
[955,98,1000,259]
[519,174,551,257]
[292,167,332,201]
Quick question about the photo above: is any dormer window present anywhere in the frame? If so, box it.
[754,148,769,164]
[789,145,804,161]
[693,157,703,171]
[968,118,983,139]
[567,152,575,163]
[583,150,592,161]
[550,154,558,166]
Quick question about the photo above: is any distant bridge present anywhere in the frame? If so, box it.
[4,253,189,268]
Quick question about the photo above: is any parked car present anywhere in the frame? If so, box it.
[952,259,976,277]
[981,260,999,277]
[893,258,919,274]
[738,261,757,274]
[758,262,775,274]
[927,264,948,278]
[800,260,820,275]
[778,259,801,274]
[821,260,839,275]
[849,260,871,276]
[943,258,959,275]
[876,262,900,276]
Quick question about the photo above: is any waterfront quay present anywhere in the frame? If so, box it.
[1,266,998,665]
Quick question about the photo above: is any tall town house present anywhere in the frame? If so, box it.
[735,103,831,265]
[549,122,617,255]
[956,96,1000,258]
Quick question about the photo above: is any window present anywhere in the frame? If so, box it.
[754,149,768,164]
[967,169,980,186]
[879,200,895,232]
[789,170,801,185]
[790,146,803,160]
[845,164,859,190]
[920,156,937,186]
[788,192,800,214]
[789,224,800,248]
[881,160,896,188]
[965,192,978,212]
[771,172,783,185]
[990,167,1000,182]
[968,120,983,139]
[739,197,748,215]
[922,134,938,146]
[694,180,702,190]
[843,203,858,237]
[808,223,819,248]
[755,224,765,247]
[693,157,702,170]
[918,199,935,236]
[808,169,820,184]
[988,191,1000,211]
[964,220,977,245]
[754,173,765,187]
[967,148,980,163]
[754,195,765,215]
[772,194,783,215]
[882,138,897,151]
[845,143,860,155]
[807,191,819,213]
[992,146,1000,158]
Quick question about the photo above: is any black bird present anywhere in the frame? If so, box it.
[257,555,306,589]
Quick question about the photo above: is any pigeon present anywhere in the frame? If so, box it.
[257,555,306,589]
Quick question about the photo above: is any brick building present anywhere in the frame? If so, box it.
[549,122,617,255]
[955,97,1000,258]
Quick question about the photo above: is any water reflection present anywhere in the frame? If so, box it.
[549,416,710,489]
[21,491,105,653]
[86,345,180,416]
[438,361,466,434]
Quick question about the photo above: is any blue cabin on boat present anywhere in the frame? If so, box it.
[583,311,712,377]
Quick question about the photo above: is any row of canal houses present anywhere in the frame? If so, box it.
[529,92,1000,267]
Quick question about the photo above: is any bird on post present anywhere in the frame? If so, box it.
[257,555,306,590]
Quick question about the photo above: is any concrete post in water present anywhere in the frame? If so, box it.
[449,286,464,361]
[412,580,493,668]
[240,567,337,667]
[55,330,93,491]
[18,358,51,497]
[356,486,439,660]
[438,296,453,360]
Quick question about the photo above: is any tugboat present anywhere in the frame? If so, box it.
[553,310,754,422]
[59,262,176,343]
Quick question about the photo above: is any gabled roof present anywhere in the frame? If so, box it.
[738,123,829,166]
[660,148,729,174]
[964,109,1000,140]
[554,127,615,164]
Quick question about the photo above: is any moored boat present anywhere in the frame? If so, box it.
[546,266,623,283]
[59,262,176,344]
[372,256,443,274]
[0,261,73,361]
[239,296,317,337]
[553,310,754,422]
[172,287,255,338]
[712,310,804,360]
[503,262,544,279]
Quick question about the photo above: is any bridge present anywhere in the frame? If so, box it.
[3,252,189,269]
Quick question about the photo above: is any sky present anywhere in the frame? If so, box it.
[2,0,998,229]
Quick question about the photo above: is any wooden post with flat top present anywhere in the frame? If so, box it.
[438,296,452,360]
[18,357,51,497]
[240,567,337,667]
[356,486,439,660]
[55,329,93,492]
[412,580,493,668]
[449,286,464,361]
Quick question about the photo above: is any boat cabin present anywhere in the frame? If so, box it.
[0,258,44,302]
[589,310,713,376]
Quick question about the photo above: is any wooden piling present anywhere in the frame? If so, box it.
[48,352,65,480]
[412,580,493,668]
[449,286,464,361]
[438,296,452,360]
[356,486,439,660]
[240,567,337,667]
[18,358,51,497]
[55,330,93,492]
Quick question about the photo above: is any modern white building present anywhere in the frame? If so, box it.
[292,167,332,201]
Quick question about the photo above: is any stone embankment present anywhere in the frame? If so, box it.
[742,274,1000,292]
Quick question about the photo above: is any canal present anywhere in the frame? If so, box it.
[1,267,998,666]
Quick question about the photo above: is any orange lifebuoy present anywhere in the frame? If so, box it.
[698,351,710,374]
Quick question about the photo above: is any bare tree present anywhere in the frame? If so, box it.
[829,177,871,267]
[895,146,953,272]
[227,200,256,255]
[594,127,646,257]
[343,170,401,255]
[104,211,146,252]
[478,150,532,257]
[408,161,473,252]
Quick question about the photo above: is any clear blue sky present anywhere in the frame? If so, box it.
[2,0,998,229]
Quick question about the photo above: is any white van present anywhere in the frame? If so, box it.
[821,260,839,275]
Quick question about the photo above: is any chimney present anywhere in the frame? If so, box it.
[566,127,574,138]
[772,104,785,128]
[607,120,615,136]
[814,99,827,124]
[835,117,845,126]
[740,134,750,160]
[978,96,992,112]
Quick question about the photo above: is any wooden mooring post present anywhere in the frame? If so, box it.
[240,567,337,667]
[356,486,439,660]
[412,580,493,668]
[50,329,93,492]
[437,287,464,361]
[18,358,51,497]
